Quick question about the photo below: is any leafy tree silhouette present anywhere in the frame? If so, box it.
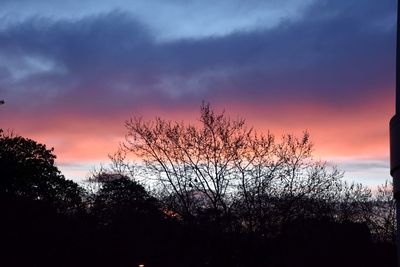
[88,174,183,267]
[92,175,161,226]
[0,131,87,266]
[0,130,83,213]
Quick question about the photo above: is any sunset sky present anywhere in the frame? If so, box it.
[0,0,397,186]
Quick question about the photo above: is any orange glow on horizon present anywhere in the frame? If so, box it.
[1,89,392,181]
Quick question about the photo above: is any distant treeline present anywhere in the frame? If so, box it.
[0,104,396,267]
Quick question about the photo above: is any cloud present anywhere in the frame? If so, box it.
[0,0,316,41]
[330,157,391,187]
[0,0,395,115]
[0,0,395,183]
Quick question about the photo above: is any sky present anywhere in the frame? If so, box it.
[0,0,397,186]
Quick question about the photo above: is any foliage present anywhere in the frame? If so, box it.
[91,175,161,226]
[0,130,83,213]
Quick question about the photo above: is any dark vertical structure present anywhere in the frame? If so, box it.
[391,1,400,265]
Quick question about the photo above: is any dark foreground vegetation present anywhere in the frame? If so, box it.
[0,104,397,267]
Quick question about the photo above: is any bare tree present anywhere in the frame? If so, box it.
[121,103,345,232]
[123,103,253,220]
[232,131,276,232]
[233,132,344,235]
[334,181,373,225]
[370,181,396,243]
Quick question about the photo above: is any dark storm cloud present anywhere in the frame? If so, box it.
[0,0,396,116]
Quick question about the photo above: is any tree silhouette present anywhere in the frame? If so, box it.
[232,131,344,235]
[0,131,83,213]
[123,102,251,220]
[369,181,396,243]
[91,175,161,226]
[121,103,345,232]
[0,108,396,266]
